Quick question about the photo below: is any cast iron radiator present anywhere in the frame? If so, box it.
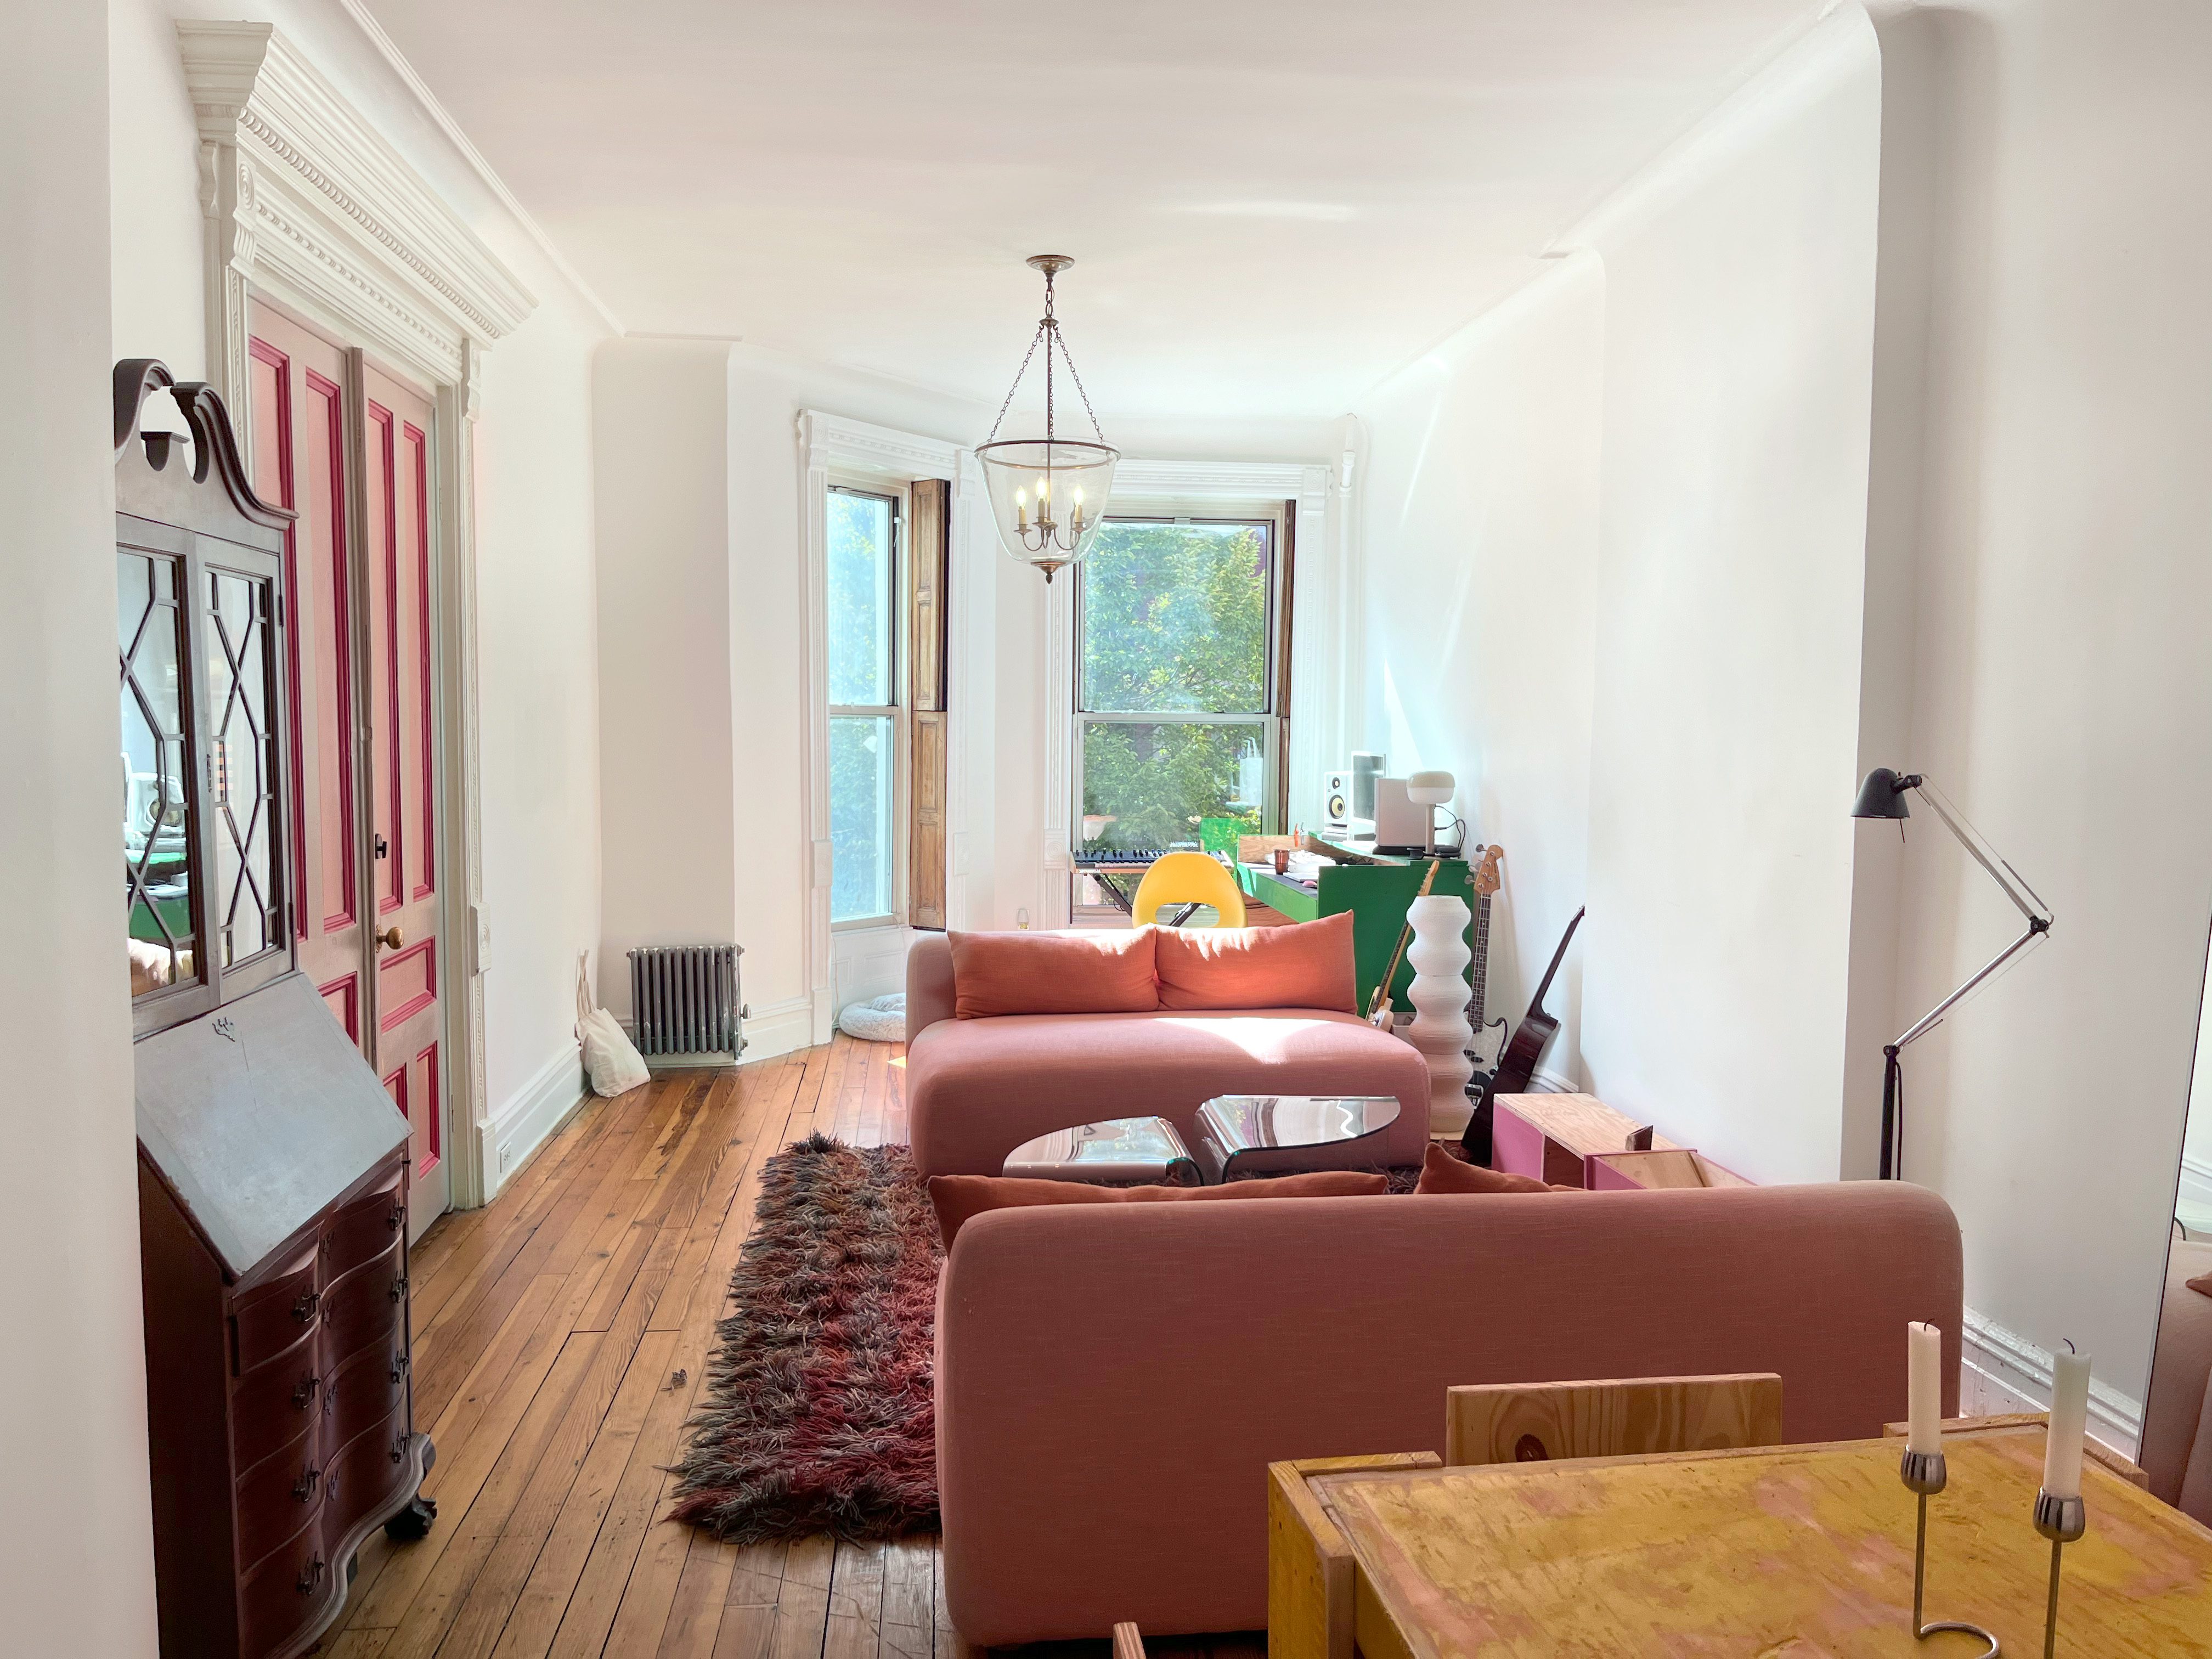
[627,944,746,1058]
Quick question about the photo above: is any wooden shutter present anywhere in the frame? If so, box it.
[909,478,951,928]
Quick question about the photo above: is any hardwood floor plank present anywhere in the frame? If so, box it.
[543,1333,718,1659]
[489,1328,683,1659]
[635,1534,740,1659]
[726,1542,791,1608]
[711,1603,778,1659]
[374,1333,606,1658]
[822,1542,887,1659]
[324,1628,397,1658]
[880,1539,933,1651]
[772,1536,837,1659]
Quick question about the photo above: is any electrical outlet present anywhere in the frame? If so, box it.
[498,1141,512,1171]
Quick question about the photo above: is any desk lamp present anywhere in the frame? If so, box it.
[1850,768,2053,1180]
[1407,771,1455,856]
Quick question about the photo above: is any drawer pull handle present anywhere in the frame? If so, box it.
[388,1274,409,1304]
[295,1555,326,1596]
[387,1201,407,1232]
[291,1466,320,1503]
[324,1381,337,1418]
[290,1374,321,1411]
[391,1429,411,1465]
[390,1353,411,1384]
[291,1289,321,1324]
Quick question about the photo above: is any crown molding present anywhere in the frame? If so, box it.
[178,20,537,403]
[1111,457,1330,504]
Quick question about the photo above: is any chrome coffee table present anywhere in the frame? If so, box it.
[1192,1094,1401,1183]
[1001,1116,1205,1186]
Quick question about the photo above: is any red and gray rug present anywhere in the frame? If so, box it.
[666,1133,944,1542]
[668,1132,1424,1542]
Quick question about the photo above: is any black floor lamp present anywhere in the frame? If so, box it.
[1851,768,2055,1181]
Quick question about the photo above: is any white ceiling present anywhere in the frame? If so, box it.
[363,0,1829,425]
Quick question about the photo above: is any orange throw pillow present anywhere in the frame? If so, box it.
[948,927,1160,1019]
[1153,910,1357,1012]
[928,1169,1387,1249]
[1414,1142,1577,1195]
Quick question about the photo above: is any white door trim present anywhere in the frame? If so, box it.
[180,21,538,1211]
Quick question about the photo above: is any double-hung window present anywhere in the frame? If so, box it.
[827,485,902,926]
[1075,512,1285,855]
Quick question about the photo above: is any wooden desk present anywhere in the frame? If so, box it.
[1269,1427,2212,1658]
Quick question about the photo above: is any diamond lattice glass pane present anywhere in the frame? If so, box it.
[827,490,894,707]
[121,549,194,993]
[206,571,275,964]
[829,715,895,922]
[1081,521,1269,714]
[1080,721,1266,854]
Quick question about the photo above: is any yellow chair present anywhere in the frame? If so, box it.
[1131,851,1246,927]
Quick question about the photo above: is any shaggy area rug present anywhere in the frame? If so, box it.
[668,1132,1425,1543]
[667,1133,944,1542]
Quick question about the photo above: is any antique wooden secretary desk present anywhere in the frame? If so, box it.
[119,360,436,1658]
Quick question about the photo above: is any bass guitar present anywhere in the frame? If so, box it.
[1462,844,1506,1085]
[1462,904,1585,1164]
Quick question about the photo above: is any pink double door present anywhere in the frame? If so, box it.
[246,301,448,1229]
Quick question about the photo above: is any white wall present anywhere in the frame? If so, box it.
[1867,0,2212,1408]
[1356,9,1882,1183]
[594,341,999,1053]
[108,0,612,1191]
[1357,255,1606,1076]
[1577,8,1881,1183]
[1,2,160,1650]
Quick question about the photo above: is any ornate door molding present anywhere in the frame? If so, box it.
[180,20,537,1209]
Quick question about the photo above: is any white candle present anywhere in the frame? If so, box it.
[1907,1322,1944,1454]
[2044,1346,2091,1499]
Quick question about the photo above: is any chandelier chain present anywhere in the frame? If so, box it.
[983,261,1107,447]
[985,321,1047,445]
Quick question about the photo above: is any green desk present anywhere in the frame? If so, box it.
[1237,853,1472,1014]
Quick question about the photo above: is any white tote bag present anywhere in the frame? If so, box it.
[576,952,650,1098]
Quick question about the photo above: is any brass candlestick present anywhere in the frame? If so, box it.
[2032,1487,2086,1659]
[1900,1449,2001,1656]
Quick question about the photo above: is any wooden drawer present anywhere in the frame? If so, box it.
[325,1163,407,1278]
[236,1426,327,1572]
[325,1403,410,1541]
[320,1237,404,1363]
[324,1328,408,1457]
[238,1509,329,1659]
[231,1243,324,1374]
[232,1327,323,1470]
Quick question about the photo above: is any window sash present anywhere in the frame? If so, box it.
[826,482,904,929]
[1071,511,1286,851]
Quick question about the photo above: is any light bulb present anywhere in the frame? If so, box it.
[1015,488,1026,505]
[1036,476,1049,498]
[1073,487,1084,504]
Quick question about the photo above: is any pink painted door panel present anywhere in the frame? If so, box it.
[363,361,443,1199]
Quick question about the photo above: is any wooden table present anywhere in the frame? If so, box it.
[1269,1426,2212,1658]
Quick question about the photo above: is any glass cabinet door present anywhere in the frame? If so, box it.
[121,547,199,999]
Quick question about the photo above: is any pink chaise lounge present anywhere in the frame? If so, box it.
[904,929,1432,1177]
[935,1178,1964,1644]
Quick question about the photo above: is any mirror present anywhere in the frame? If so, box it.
[2142,926,2212,1525]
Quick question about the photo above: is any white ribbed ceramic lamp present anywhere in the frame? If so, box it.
[1403,893,1475,1135]
[1406,769,1454,855]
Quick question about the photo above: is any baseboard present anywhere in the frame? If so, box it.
[1960,1305,2143,1460]
[736,995,815,1062]
[1530,1064,1579,1093]
[478,1040,586,1200]
[2178,1152,2212,1234]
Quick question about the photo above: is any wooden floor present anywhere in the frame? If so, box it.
[328,1035,1261,1659]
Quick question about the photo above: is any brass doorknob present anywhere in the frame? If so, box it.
[377,926,404,951]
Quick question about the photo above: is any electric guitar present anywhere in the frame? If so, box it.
[1462,904,1585,1165]
[1462,845,1506,1084]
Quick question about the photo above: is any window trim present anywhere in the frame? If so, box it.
[826,479,907,933]
[1070,503,1289,853]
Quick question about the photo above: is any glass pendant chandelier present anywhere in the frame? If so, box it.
[978,255,1118,583]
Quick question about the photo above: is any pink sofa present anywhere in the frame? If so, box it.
[935,1179,1963,1645]
[904,931,1431,1177]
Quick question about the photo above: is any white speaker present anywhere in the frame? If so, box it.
[1321,771,1351,832]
